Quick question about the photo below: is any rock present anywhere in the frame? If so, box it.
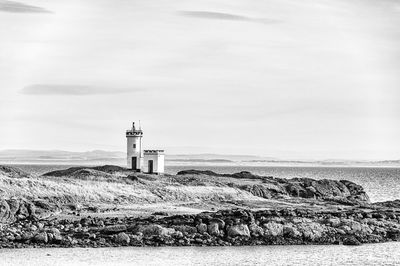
[33,200,55,211]
[172,231,184,239]
[17,203,30,220]
[33,232,48,243]
[37,222,44,230]
[207,222,220,236]
[47,233,54,243]
[173,225,197,235]
[0,165,31,178]
[343,237,361,246]
[325,217,341,227]
[114,232,130,245]
[48,228,61,237]
[249,222,264,236]
[80,218,90,226]
[263,222,284,237]
[177,170,220,176]
[340,180,370,203]
[30,225,38,231]
[209,218,225,229]
[102,225,127,234]
[21,232,33,241]
[126,174,139,182]
[196,223,207,234]
[152,211,169,216]
[295,221,326,241]
[42,165,126,177]
[240,185,275,199]
[0,199,13,223]
[283,224,301,238]
[227,224,250,237]
[7,198,20,215]
[137,224,175,237]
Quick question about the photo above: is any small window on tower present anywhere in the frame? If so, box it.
[133,144,136,148]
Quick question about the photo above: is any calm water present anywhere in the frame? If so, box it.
[12,164,400,202]
[1,243,400,266]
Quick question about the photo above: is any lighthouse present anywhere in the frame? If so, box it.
[126,122,165,174]
[126,122,144,171]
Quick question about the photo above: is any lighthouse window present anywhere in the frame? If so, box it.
[133,144,136,148]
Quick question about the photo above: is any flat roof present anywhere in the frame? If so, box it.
[144,150,165,154]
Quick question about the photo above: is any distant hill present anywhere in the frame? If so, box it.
[0,149,399,167]
[0,149,126,165]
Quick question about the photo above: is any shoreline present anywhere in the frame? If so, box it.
[1,206,400,249]
[1,165,399,249]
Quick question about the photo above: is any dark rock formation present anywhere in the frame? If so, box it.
[0,165,31,178]
[1,205,399,248]
[0,198,36,223]
[177,169,370,204]
[42,165,128,177]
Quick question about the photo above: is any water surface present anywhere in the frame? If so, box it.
[1,243,400,266]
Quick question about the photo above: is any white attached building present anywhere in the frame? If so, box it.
[126,122,165,174]
[143,150,165,174]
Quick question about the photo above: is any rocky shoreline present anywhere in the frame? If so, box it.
[1,165,400,248]
[1,206,400,248]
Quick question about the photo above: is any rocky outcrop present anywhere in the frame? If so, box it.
[0,166,31,178]
[42,165,128,177]
[227,224,250,237]
[114,232,130,245]
[0,198,36,224]
[1,205,399,248]
[177,169,370,205]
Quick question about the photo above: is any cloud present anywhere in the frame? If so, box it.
[178,11,280,24]
[21,84,142,96]
[0,0,51,13]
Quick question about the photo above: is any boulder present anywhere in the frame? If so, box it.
[227,224,250,237]
[114,232,130,245]
[324,217,341,227]
[137,224,175,237]
[0,199,12,223]
[283,224,301,238]
[173,225,197,235]
[196,223,208,234]
[48,228,61,237]
[207,222,220,236]
[295,221,326,241]
[0,198,37,223]
[33,232,48,243]
[263,222,284,237]
[343,237,362,246]
[21,232,34,241]
[249,222,264,236]
[209,218,225,229]
[340,180,370,203]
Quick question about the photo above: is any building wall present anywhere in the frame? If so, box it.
[127,136,143,170]
[157,154,165,173]
[143,153,165,174]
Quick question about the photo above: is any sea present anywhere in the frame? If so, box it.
[1,164,400,266]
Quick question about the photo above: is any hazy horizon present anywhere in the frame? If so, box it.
[1,0,399,161]
[0,148,399,163]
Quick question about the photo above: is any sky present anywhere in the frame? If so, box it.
[0,0,399,160]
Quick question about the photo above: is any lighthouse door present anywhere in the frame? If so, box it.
[148,160,154,174]
[131,157,137,170]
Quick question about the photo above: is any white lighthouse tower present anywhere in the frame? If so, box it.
[126,122,143,171]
